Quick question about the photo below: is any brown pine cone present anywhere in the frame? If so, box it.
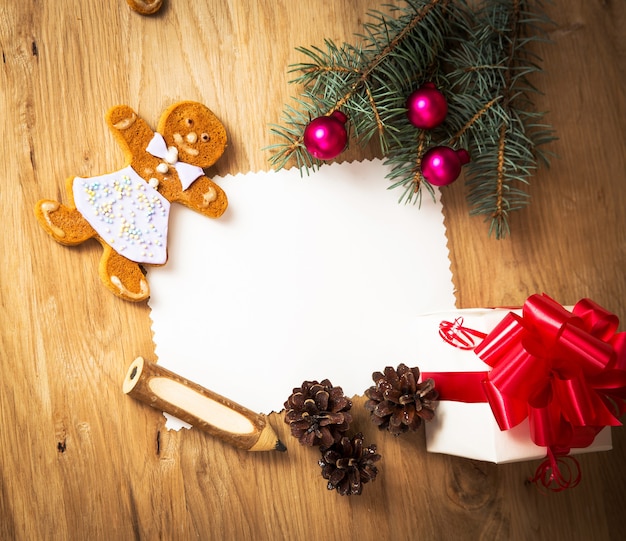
[284,379,353,447]
[319,432,381,496]
[364,363,438,436]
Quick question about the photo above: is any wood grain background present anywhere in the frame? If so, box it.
[1,1,625,539]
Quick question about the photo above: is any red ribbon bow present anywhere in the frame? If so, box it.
[423,294,626,490]
[476,294,626,451]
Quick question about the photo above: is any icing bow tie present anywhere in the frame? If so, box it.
[146,133,204,190]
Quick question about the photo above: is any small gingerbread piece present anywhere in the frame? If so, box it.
[127,0,163,15]
[35,101,228,302]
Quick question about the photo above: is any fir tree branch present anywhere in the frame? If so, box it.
[454,0,555,238]
[267,0,555,237]
[268,0,452,170]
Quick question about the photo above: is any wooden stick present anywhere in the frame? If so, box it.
[123,357,286,452]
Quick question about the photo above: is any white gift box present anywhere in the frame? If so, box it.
[415,308,613,464]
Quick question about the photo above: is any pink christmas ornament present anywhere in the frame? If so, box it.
[303,111,348,160]
[420,146,470,186]
[406,83,448,130]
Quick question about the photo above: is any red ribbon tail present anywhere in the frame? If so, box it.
[529,447,581,493]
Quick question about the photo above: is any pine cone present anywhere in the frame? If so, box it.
[284,379,353,447]
[364,363,438,436]
[319,432,381,496]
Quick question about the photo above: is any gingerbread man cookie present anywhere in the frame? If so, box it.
[35,101,228,302]
[127,0,163,15]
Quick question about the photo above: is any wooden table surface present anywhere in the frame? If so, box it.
[2,1,625,539]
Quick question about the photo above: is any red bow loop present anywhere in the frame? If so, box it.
[573,298,620,341]
[522,294,585,349]
[474,312,524,367]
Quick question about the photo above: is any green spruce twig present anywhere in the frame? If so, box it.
[267,0,452,169]
[267,0,555,238]
[444,0,557,238]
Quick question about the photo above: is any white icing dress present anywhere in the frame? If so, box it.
[73,165,171,265]
[72,133,204,265]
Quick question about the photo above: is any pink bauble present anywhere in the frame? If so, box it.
[303,111,348,160]
[406,83,448,130]
[420,146,470,186]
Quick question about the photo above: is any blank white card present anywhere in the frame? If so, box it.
[148,159,455,421]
